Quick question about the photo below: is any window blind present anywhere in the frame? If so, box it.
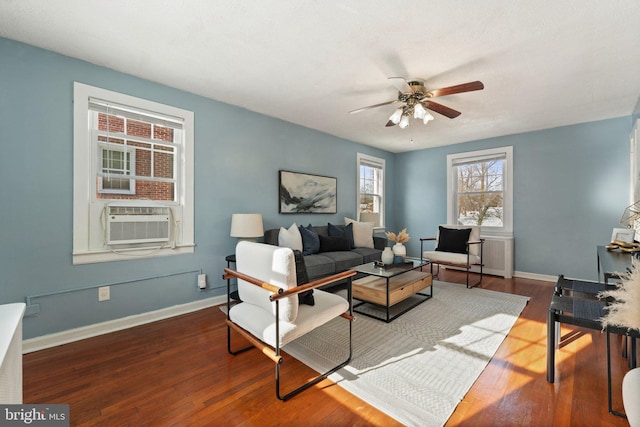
[89,98,184,130]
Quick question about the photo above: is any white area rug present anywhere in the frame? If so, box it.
[283,281,529,426]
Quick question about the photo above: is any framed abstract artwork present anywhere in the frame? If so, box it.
[279,170,337,214]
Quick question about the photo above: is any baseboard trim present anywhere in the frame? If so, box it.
[513,271,556,283]
[22,295,226,354]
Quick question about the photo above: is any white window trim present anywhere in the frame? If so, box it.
[447,146,513,237]
[73,82,195,264]
[356,153,385,229]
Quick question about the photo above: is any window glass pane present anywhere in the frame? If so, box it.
[457,159,503,192]
[457,193,503,226]
[154,148,174,179]
[102,176,131,191]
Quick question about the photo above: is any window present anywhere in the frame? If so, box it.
[73,82,194,264]
[357,153,385,227]
[98,144,135,194]
[447,146,513,235]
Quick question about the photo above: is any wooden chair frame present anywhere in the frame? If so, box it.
[420,237,485,288]
[223,268,356,401]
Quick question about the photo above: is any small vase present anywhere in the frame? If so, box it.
[381,247,394,265]
[393,243,406,260]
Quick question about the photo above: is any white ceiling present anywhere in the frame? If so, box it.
[2,1,640,153]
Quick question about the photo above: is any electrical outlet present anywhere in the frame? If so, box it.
[197,274,206,289]
[98,286,110,302]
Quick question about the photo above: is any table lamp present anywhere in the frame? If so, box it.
[230,213,264,242]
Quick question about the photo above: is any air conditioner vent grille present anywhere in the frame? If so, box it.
[106,204,171,245]
[108,205,170,216]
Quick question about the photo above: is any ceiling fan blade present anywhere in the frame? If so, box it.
[349,99,400,114]
[388,77,413,93]
[385,120,396,127]
[426,81,484,98]
[424,101,462,119]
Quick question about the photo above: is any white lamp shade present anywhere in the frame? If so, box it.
[423,111,434,124]
[413,103,427,119]
[389,108,404,125]
[359,212,380,227]
[230,213,264,238]
[398,114,410,128]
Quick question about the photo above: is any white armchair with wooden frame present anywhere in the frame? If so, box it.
[223,241,356,401]
[420,225,484,288]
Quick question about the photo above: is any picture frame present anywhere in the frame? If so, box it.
[279,170,337,214]
[611,227,635,243]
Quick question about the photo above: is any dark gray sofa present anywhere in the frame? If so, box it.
[264,225,385,281]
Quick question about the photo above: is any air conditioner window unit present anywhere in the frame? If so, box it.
[106,204,171,245]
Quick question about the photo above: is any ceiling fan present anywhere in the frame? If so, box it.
[349,77,484,128]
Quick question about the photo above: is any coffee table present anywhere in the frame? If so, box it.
[351,260,432,322]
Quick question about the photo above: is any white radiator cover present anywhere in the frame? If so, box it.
[470,235,514,279]
[0,303,25,404]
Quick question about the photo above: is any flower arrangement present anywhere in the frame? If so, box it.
[599,257,640,332]
[385,228,410,244]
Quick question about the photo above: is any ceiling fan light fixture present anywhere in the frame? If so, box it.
[413,103,427,119]
[389,108,404,125]
[423,111,434,124]
[398,114,410,129]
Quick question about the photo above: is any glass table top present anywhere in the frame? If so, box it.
[352,259,428,278]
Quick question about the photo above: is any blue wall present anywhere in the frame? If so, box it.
[0,38,394,339]
[0,37,635,339]
[396,117,632,280]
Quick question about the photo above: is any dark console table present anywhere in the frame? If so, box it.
[596,245,638,417]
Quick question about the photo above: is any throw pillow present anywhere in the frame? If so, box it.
[278,223,303,251]
[299,224,320,255]
[318,234,351,252]
[436,226,471,254]
[344,217,374,248]
[328,222,355,249]
[293,250,314,306]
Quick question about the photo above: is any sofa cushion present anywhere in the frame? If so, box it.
[303,253,336,279]
[344,217,374,248]
[320,251,363,272]
[299,224,320,255]
[229,289,348,347]
[278,223,303,251]
[328,222,355,249]
[424,250,481,266]
[436,226,471,254]
[353,247,382,264]
[293,250,314,306]
[319,234,351,252]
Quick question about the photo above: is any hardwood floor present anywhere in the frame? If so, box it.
[23,270,635,426]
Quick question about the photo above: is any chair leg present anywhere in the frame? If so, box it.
[275,316,353,401]
[431,262,440,279]
[547,309,556,383]
[227,322,263,356]
[466,267,483,289]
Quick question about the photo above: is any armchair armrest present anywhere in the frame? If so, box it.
[467,239,485,246]
[223,268,356,301]
[273,270,355,301]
